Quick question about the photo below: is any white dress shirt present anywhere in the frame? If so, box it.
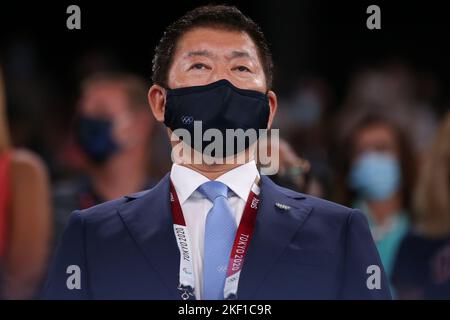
[170,160,260,300]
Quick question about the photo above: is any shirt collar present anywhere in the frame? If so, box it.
[216,160,259,201]
[170,164,209,204]
[170,161,260,204]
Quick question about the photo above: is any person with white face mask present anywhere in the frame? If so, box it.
[337,115,416,294]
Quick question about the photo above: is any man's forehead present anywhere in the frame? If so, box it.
[175,28,259,60]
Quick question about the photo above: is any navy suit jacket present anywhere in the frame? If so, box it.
[42,174,391,299]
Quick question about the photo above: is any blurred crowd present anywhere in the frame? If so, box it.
[0,53,449,299]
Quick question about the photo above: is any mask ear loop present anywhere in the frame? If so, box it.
[263,89,272,130]
[160,86,169,127]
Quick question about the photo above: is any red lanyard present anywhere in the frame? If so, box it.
[169,180,260,300]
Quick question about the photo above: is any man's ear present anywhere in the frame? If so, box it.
[148,84,166,122]
[266,90,278,129]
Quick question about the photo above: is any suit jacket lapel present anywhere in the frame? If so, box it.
[237,176,313,299]
[117,173,180,299]
[116,173,312,300]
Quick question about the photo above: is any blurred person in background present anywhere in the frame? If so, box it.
[259,136,324,197]
[337,61,438,160]
[0,66,52,299]
[52,73,157,242]
[392,110,450,299]
[335,114,416,290]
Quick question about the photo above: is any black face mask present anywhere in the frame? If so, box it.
[74,116,119,165]
[164,79,270,157]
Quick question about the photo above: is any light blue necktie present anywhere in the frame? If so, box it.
[198,181,237,300]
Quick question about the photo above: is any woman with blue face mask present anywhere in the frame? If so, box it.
[335,115,417,295]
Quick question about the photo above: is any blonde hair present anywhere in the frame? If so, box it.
[0,67,11,152]
[415,111,450,238]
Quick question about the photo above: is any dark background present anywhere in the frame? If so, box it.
[1,0,449,105]
[0,0,449,175]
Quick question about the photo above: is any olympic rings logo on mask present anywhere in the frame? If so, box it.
[180,116,194,125]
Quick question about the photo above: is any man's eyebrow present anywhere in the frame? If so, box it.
[228,50,252,59]
[185,50,214,58]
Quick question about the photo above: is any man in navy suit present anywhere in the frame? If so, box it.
[42,5,391,300]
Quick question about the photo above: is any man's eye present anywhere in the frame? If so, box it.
[234,66,251,72]
[189,63,209,70]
